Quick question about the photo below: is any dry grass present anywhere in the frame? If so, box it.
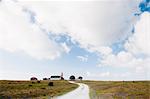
[0,80,78,98]
[82,80,150,99]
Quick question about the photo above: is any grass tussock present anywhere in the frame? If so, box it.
[0,80,78,98]
[83,80,150,99]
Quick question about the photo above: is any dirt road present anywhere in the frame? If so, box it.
[57,81,90,99]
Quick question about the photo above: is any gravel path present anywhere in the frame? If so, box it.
[57,81,90,99]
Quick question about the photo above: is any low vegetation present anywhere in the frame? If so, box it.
[83,80,150,99]
[0,80,78,98]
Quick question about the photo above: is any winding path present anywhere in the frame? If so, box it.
[57,81,90,99]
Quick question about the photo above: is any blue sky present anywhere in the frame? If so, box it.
[0,0,149,80]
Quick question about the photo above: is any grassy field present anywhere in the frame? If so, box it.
[0,80,78,98]
[82,80,150,99]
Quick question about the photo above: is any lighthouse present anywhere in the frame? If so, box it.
[61,72,64,80]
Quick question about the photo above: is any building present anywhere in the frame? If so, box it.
[50,76,62,80]
[50,72,64,80]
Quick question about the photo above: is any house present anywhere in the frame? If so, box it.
[50,72,64,80]
[50,76,62,80]
[30,77,38,81]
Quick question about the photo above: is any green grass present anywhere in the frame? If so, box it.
[0,80,78,98]
[82,80,150,99]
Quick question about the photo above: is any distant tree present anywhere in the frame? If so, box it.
[69,75,75,80]
[30,77,38,81]
[43,78,48,80]
[78,76,83,80]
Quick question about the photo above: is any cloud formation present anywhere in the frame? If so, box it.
[0,0,141,60]
[21,0,140,53]
[0,0,70,60]
[125,12,150,56]
[77,55,88,62]
[0,0,149,80]
[98,12,150,79]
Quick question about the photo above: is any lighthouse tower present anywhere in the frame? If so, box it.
[61,72,64,80]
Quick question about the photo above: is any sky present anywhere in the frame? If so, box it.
[0,0,150,80]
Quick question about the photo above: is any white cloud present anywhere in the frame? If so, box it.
[60,42,71,53]
[100,72,110,77]
[0,0,69,60]
[99,48,149,71]
[0,0,149,80]
[100,51,135,67]
[97,12,150,79]
[86,71,110,77]
[119,72,131,78]
[77,55,88,62]
[95,46,112,56]
[86,69,148,80]
[3,0,141,61]
[125,12,150,56]
[20,0,140,53]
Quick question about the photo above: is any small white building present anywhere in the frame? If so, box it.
[50,76,62,80]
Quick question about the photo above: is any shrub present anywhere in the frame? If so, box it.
[69,75,75,80]
[48,82,53,86]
